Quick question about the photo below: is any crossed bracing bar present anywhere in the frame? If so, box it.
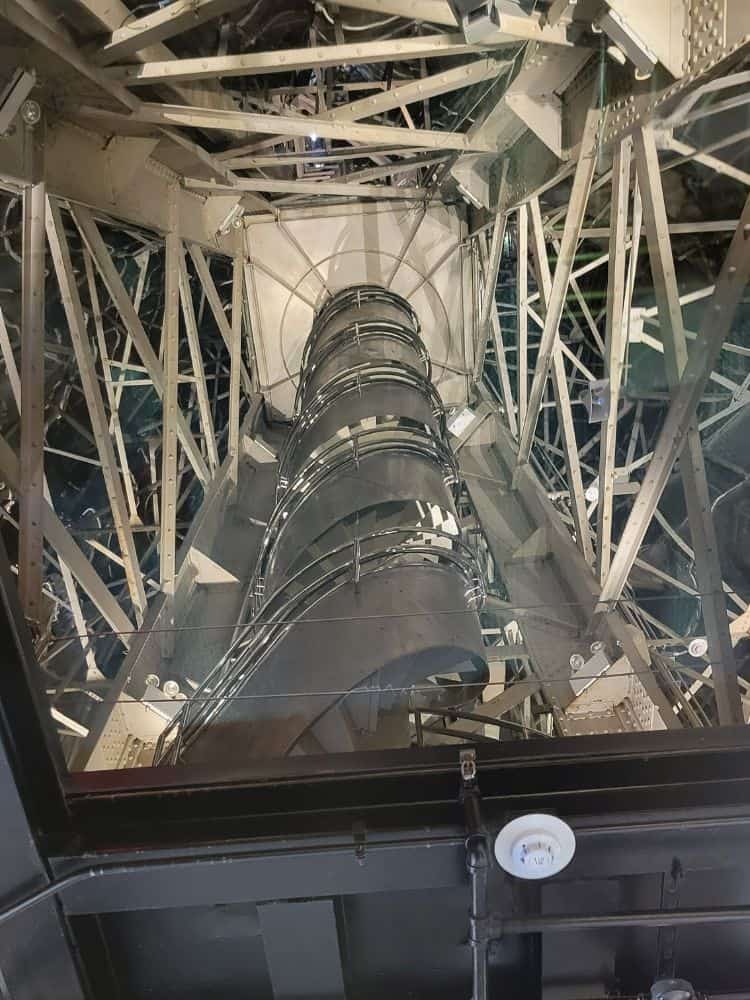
[472,91,750,725]
[0,170,249,739]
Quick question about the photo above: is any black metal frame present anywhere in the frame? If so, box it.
[6,535,750,997]
[1,531,750,856]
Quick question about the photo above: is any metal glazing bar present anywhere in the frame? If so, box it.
[160,186,180,660]
[517,110,600,465]
[528,197,593,564]
[278,221,331,296]
[72,205,209,485]
[599,187,750,722]
[178,251,219,475]
[46,197,148,624]
[404,239,460,298]
[342,154,449,184]
[18,133,45,623]
[596,137,631,583]
[386,206,427,289]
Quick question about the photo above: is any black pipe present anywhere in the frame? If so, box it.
[467,834,489,1000]
[494,906,750,936]
[462,755,488,1000]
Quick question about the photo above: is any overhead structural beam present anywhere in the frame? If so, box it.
[71,205,210,485]
[323,57,509,122]
[516,110,600,466]
[334,0,575,43]
[599,187,750,717]
[184,176,428,200]
[333,0,458,26]
[95,0,249,65]
[45,197,148,625]
[104,33,511,85]
[79,102,499,152]
[0,0,139,110]
[341,154,450,183]
[221,146,436,168]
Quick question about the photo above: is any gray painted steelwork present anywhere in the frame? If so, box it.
[163,285,487,764]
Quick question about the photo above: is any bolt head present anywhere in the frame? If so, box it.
[21,99,41,127]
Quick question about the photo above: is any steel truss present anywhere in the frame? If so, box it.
[469,58,750,733]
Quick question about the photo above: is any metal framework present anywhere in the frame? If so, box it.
[0,0,748,763]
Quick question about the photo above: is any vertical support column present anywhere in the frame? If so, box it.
[474,161,508,382]
[46,197,148,625]
[477,238,517,437]
[18,122,45,623]
[529,198,594,565]
[83,250,141,524]
[596,137,631,583]
[517,202,528,428]
[228,225,243,497]
[178,252,219,475]
[160,185,180,660]
[517,110,600,466]
[631,126,743,726]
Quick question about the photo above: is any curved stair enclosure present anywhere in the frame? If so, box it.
[166,286,487,764]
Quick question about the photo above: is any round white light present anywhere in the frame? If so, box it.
[145,673,160,689]
[494,814,576,880]
[569,653,585,672]
[163,680,180,698]
[651,979,695,1000]
[688,637,708,658]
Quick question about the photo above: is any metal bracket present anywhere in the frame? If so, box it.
[460,747,477,786]
[353,820,366,866]
[0,68,36,137]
